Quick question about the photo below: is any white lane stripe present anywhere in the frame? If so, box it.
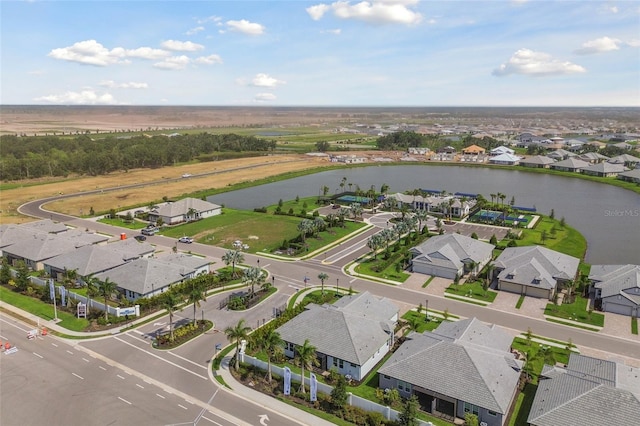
[66,350,74,355]
[201,416,223,425]
[51,343,58,347]
[72,373,84,380]
[32,352,43,359]
[178,404,188,410]
[82,357,90,363]
[117,374,125,380]
[113,336,208,380]
[99,366,107,371]
[118,397,132,405]
[136,384,144,389]
[156,393,165,399]
[168,351,207,370]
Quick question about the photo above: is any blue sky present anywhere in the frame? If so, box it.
[1,1,638,106]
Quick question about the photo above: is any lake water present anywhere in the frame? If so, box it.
[208,165,640,265]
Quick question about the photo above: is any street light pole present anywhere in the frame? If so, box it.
[336,278,339,296]
[272,275,275,287]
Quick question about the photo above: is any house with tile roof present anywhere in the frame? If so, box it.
[410,233,494,280]
[549,157,589,172]
[528,353,640,426]
[43,239,155,281]
[617,168,640,184]
[488,153,520,165]
[20,219,69,234]
[578,152,609,164]
[276,291,398,381]
[148,197,222,225]
[546,149,575,161]
[581,162,627,177]
[519,155,556,169]
[378,318,522,426]
[93,255,206,301]
[492,246,580,300]
[608,153,640,168]
[489,146,514,156]
[589,264,640,317]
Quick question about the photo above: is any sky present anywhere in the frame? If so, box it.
[1,0,639,107]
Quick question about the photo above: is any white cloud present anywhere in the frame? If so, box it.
[28,70,46,75]
[322,28,342,35]
[492,48,586,77]
[160,40,204,52]
[308,1,422,25]
[254,93,277,102]
[575,36,621,55]
[226,19,265,35]
[114,46,169,60]
[99,80,148,89]
[627,39,640,47]
[186,26,205,35]
[35,89,117,105]
[153,55,191,70]
[251,73,286,87]
[194,54,223,65]
[48,40,125,66]
[197,15,222,25]
[307,4,331,20]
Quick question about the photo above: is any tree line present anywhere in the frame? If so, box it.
[0,132,276,180]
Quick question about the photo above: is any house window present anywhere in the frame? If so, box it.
[488,410,497,416]
[383,375,390,380]
[464,402,479,416]
[333,358,344,369]
[285,342,295,352]
[350,362,357,368]
[397,380,411,393]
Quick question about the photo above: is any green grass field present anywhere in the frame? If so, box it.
[517,216,587,260]
[544,295,604,327]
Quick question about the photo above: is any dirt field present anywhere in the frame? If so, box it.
[0,155,337,223]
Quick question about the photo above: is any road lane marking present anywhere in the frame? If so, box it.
[99,366,107,371]
[118,397,132,405]
[178,404,188,410]
[156,393,165,399]
[117,374,125,380]
[72,373,84,380]
[66,350,74,355]
[201,415,223,425]
[51,343,58,347]
[113,336,208,380]
[185,399,195,405]
[168,351,207,370]
[136,384,144,389]
[32,352,43,359]
[82,357,90,363]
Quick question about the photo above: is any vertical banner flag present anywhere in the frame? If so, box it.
[49,279,55,300]
[59,285,66,307]
[283,366,291,396]
[310,373,318,402]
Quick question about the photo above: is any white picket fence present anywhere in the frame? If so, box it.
[240,353,433,426]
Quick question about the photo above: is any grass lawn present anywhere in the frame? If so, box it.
[97,217,148,230]
[402,310,445,333]
[511,337,571,384]
[355,256,411,283]
[516,295,525,309]
[631,317,638,335]
[0,285,89,331]
[517,216,587,260]
[445,281,498,303]
[160,208,365,254]
[544,296,604,327]
[422,276,435,288]
[509,383,538,426]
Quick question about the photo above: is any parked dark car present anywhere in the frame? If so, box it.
[134,235,147,241]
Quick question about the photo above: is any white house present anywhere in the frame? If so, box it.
[149,197,221,225]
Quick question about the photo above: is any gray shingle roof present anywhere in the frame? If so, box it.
[494,246,579,289]
[94,258,192,295]
[550,157,589,170]
[3,231,106,262]
[20,219,68,234]
[618,168,640,179]
[378,318,521,414]
[590,264,640,299]
[154,197,221,218]
[411,234,494,270]
[582,162,627,174]
[155,252,211,271]
[520,155,556,165]
[330,291,398,322]
[528,354,640,426]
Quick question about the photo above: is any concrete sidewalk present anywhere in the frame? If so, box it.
[215,356,335,426]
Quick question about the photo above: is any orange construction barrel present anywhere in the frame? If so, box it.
[120,233,126,240]
[4,342,11,350]
[42,327,48,336]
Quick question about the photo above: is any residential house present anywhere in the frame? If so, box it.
[519,156,556,169]
[489,146,514,156]
[276,291,398,381]
[517,133,546,147]
[589,264,640,317]
[155,252,211,277]
[2,230,108,271]
[20,219,69,234]
[378,318,522,426]
[488,153,520,165]
[612,142,634,150]
[93,256,201,301]
[581,162,627,178]
[461,144,485,155]
[608,153,640,168]
[410,233,494,279]
[546,149,575,161]
[528,353,640,426]
[437,146,457,154]
[549,157,589,172]
[149,197,221,225]
[618,168,640,184]
[408,147,430,155]
[578,152,609,164]
[43,239,155,281]
[449,198,474,218]
[492,246,580,300]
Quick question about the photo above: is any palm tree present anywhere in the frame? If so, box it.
[380,183,389,196]
[187,281,206,326]
[367,234,383,259]
[350,202,363,220]
[297,219,314,242]
[162,292,180,341]
[313,217,326,236]
[225,319,252,371]
[317,272,328,294]
[338,207,350,227]
[499,193,506,208]
[490,193,496,206]
[296,339,318,394]
[98,278,117,321]
[414,209,429,234]
[243,266,264,295]
[261,329,284,383]
[222,250,244,278]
